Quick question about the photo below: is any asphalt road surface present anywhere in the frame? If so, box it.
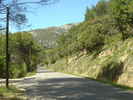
[18,67,133,100]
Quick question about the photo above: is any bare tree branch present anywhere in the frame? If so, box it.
[10,0,57,6]
[0,0,59,29]
[0,27,5,30]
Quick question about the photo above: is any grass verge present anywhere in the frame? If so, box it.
[47,68,133,91]
[0,86,26,100]
[84,77,133,91]
[26,71,36,77]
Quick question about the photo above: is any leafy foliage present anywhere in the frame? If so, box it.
[98,58,124,81]
[43,0,133,67]
[85,0,109,21]
[110,0,133,40]
[0,56,5,78]
[0,32,42,78]
[10,32,41,72]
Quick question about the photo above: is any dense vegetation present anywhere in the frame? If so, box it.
[0,32,42,78]
[44,0,133,86]
[44,0,133,64]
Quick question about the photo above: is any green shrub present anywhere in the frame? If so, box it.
[44,60,49,65]
[18,63,27,77]
[0,56,6,78]
[110,0,133,40]
[98,59,124,82]
[10,63,27,78]
[77,22,105,53]
[104,33,122,47]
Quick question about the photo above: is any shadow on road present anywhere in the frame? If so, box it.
[26,77,133,100]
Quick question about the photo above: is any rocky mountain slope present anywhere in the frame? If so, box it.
[30,24,76,48]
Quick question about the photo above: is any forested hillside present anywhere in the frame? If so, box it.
[44,0,133,87]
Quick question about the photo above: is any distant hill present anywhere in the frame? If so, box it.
[30,24,76,48]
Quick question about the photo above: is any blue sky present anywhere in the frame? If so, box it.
[13,0,100,32]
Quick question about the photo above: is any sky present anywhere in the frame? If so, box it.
[12,0,100,32]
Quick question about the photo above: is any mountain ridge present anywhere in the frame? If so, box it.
[29,23,78,48]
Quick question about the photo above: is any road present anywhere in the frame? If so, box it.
[17,67,133,100]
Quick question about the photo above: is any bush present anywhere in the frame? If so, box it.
[105,33,122,47]
[44,59,49,66]
[98,58,124,82]
[18,63,27,77]
[0,56,6,78]
[10,63,27,78]
[77,22,105,53]
[0,57,27,78]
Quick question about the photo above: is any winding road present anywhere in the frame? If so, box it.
[17,67,133,100]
